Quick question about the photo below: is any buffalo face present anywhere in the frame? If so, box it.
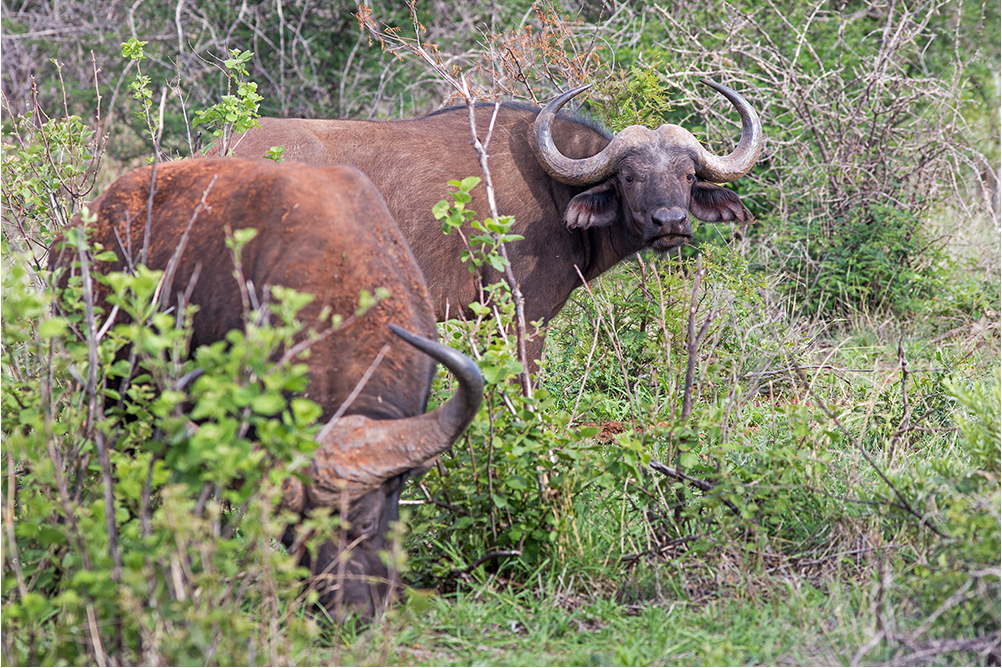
[534,80,762,252]
[288,474,407,620]
[280,323,483,621]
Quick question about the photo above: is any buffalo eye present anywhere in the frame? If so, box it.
[686,174,696,184]
[358,519,376,536]
[623,174,634,184]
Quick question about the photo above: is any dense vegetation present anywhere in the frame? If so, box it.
[2,0,999,665]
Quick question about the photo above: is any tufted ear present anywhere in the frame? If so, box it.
[565,180,620,229]
[690,181,753,222]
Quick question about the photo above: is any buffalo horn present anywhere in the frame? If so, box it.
[531,84,629,186]
[283,325,484,511]
[691,79,763,183]
[531,80,763,186]
[385,323,484,446]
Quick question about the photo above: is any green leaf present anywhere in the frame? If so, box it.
[264,145,285,162]
[252,392,287,416]
[231,227,258,246]
[679,452,699,468]
[37,317,68,339]
[120,38,147,60]
[504,475,529,491]
[432,200,450,220]
[291,397,322,424]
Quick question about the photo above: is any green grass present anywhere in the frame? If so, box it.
[323,581,840,666]
[310,565,993,667]
[6,242,995,664]
[333,284,998,666]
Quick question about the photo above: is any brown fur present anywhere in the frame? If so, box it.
[51,158,437,421]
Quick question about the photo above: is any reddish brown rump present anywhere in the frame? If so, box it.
[55,158,437,422]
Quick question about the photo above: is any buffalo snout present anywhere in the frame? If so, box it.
[650,206,692,238]
[311,538,396,621]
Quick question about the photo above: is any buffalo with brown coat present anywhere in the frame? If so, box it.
[49,158,483,619]
[223,81,764,371]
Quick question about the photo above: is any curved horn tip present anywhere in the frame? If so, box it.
[388,322,430,345]
[544,84,592,110]
[551,83,591,98]
[699,79,731,94]
[691,77,763,183]
[387,324,484,391]
[387,322,484,442]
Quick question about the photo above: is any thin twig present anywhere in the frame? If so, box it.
[459,76,533,397]
[682,255,717,420]
[155,175,218,310]
[141,160,158,267]
[4,447,28,600]
[77,228,122,581]
[741,364,872,378]
[573,264,641,433]
[86,603,107,667]
[891,632,1001,667]
[620,533,704,563]
[648,460,740,514]
[886,338,911,464]
[452,549,522,576]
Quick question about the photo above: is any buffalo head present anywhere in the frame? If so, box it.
[283,323,484,620]
[531,80,763,252]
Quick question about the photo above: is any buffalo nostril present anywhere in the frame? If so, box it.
[652,208,688,232]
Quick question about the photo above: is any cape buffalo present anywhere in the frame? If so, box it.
[223,80,764,372]
[49,158,484,619]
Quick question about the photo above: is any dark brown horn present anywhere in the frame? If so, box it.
[284,325,484,510]
[386,323,483,444]
[531,84,641,186]
[692,79,764,183]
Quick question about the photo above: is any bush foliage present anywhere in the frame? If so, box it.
[2,0,999,665]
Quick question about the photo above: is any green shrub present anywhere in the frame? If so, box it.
[2,225,328,664]
[781,204,946,317]
[872,373,1001,652]
[1,112,97,252]
[406,179,658,580]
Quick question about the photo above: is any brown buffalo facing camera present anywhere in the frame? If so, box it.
[222,80,764,370]
[49,158,483,620]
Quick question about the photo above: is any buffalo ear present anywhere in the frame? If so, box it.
[690,181,752,222]
[565,180,620,229]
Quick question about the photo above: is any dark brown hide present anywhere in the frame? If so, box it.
[50,158,483,620]
[223,84,762,370]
